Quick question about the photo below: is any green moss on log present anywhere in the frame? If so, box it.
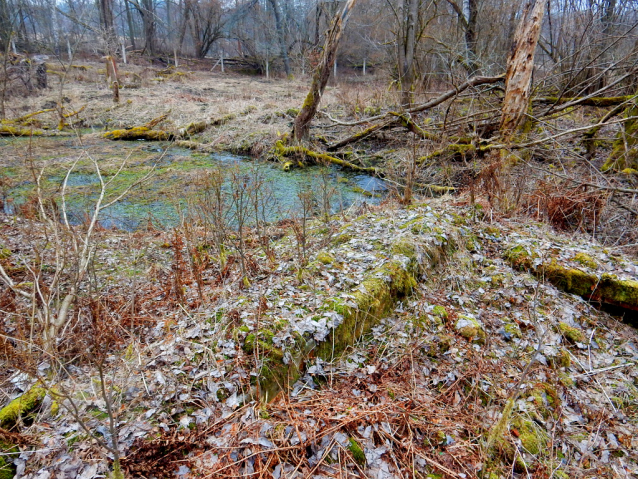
[0,125,45,137]
[317,243,420,359]
[504,245,638,311]
[0,386,46,430]
[103,127,173,141]
[273,140,379,174]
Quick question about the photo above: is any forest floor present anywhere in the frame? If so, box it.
[1,59,638,479]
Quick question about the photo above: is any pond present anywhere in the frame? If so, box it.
[3,146,386,231]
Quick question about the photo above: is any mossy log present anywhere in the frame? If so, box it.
[13,108,56,124]
[274,140,379,174]
[246,226,460,401]
[536,96,635,107]
[0,125,46,137]
[327,119,395,151]
[103,126,173,141]
[505,246,638,311]
[327,113,437,151]
[0,387,47,479]
[0,387,46,430]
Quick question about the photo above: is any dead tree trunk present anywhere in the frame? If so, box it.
[292,0,357,141]
[499,0,546,138]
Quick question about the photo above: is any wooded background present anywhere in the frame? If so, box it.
[1,0,636,94]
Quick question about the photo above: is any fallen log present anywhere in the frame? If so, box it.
[325,74,505,128]
[273,140,379,174]
[0,125,46,137]
[103,126,173,141]
[535,95,636,108]
[327,112,437,151]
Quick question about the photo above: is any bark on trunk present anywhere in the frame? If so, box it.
[292,0,357,141]
[499,0,546,138]
[125,0,136,49]
[399,0,418,107]
[268,0,291,77]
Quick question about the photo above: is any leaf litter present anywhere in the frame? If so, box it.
[1,198,637,478]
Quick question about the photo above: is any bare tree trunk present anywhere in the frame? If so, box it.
[178,0,190,54]
[445,0,480,73]
[399,0,418,107]
[465,0,479,73]
[500,0,546,138]
[125,0,136,49]
[0,0,10,53]
[292,0,357,141]
[268,0,291,77]
[98,0,116,54]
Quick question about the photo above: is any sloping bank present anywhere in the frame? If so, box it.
[242,211,464,401]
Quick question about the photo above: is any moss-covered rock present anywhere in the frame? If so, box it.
[511,416,548,455]
[455,315,486,344]
[316,252,336,265]
[557,322,586,344]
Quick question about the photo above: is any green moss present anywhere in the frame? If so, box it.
[597,274,638,307]
[432,305,448,320]
[424,334,452,357]
[455,315,486,344]
[103,126,172,141]
[527,383,560,419]
[0,440,17,479]
[503,245,536,269]
[318,256,417,358]
[0,246,10,259]
[558,371,575,387]
[331,233,352,246]
[558,348,571,368]
[0,125,45,137]
[242,328,276,354]
[511,417,548,455]
[557,322,586,344]
[390,238,416,257]
[503,321,522,339]
[348,438,366,466]
[0,386,46,429]
[506,246,638,310]
[572,252,598,270]
[316,252,336,265]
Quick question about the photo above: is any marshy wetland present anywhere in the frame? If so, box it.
[1,135,385,230]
